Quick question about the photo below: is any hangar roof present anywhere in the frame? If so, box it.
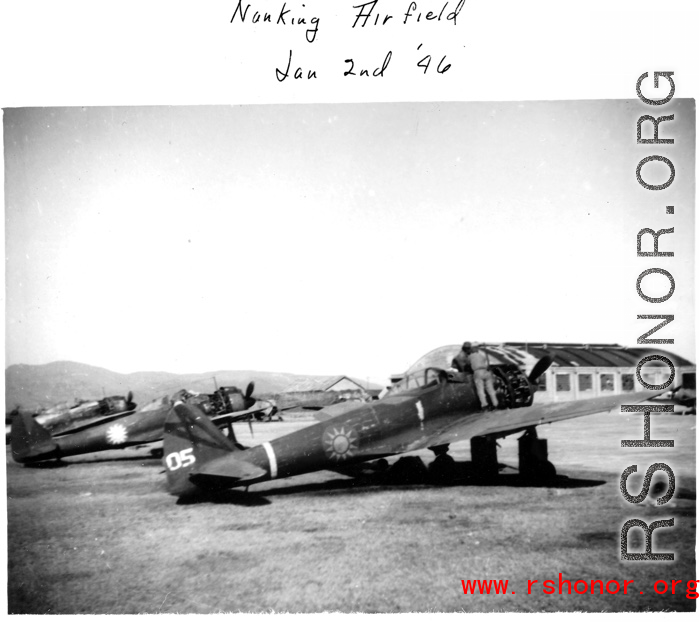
[283,375,367,393]
[404,343,694,377]
[503,343,694,368]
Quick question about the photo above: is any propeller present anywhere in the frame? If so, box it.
[244,382,256,436]
[528,354,554,386]
[247,414,255,439]
[245,382,255,400]
[241,381,257,412]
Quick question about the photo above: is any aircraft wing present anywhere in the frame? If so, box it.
[409,390,662,452]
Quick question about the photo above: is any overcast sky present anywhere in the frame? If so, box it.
[4,101,695,382]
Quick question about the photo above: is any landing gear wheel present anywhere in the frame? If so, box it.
[372,458,389,472]
[384,456,428,485]
[428,453,456,485]
[471,436,499,481]
[518,427,556,484]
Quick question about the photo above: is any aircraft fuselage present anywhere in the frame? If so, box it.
[214,374,487,486]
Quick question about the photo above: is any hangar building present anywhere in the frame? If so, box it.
[500,342,695,403]
[395,343,695,405]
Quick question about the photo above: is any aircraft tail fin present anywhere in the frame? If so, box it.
[11,411,59,463]
[162,400,243,496]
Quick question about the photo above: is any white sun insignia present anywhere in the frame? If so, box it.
[322,426,359,462]
[106,423,128,445]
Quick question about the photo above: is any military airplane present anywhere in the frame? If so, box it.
[162,345,664,498]
[185,385,279,422]
[11,382,270,464]
[36,393,137,433]
[6,393,136,440]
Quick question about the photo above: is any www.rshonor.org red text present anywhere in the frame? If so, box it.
[461,574,698,599]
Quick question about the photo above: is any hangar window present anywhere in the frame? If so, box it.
[600,374,615,392]
[537,374,547,391]
[682,372,696,390]
[622,374,635,391]
[556,374,571,392]
[578,374,593,392]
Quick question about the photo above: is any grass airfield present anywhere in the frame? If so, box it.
[6,411,696,613]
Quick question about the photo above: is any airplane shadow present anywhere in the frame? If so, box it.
[181,459,607,506]
[20,459,72,470]
[261,472,607,498]
[176,489,272,507]
[21,454,163,467]
[70,455,163,465]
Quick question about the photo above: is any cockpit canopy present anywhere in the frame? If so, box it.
[404,344,538,376]
[388,367,447,395]
[404,345,463,376]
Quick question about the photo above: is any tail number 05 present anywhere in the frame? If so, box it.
[165,448,195,470]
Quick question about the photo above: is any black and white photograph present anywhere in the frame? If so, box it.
[2,1,697,617]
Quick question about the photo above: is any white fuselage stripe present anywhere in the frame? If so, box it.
[262,441,278,479]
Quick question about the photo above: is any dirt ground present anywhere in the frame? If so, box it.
[5,412,697,613]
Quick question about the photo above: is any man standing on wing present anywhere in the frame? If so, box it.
[466,342,500,411]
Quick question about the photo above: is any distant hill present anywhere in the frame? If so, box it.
[5,361,382,412]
